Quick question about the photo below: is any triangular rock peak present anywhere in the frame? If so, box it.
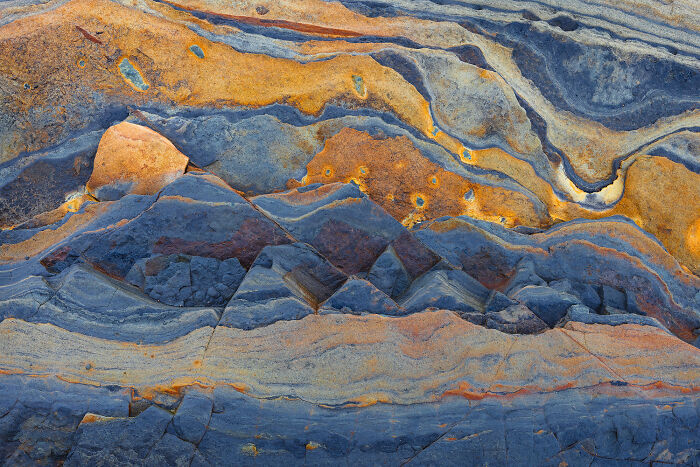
[2,3,700,462]
[320,277,404,316]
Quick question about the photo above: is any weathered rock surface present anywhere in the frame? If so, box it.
[0,0,698,463]
[87,122,189,200]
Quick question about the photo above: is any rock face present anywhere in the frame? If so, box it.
[0,0,699,464]
[86,122,190,200]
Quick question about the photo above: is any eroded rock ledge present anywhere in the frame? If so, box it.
[0,0,698,463]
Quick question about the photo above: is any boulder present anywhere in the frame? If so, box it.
[87,122,189,200]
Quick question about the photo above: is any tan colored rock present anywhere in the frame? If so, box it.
[87,122,188,200]
[0,312,698,406]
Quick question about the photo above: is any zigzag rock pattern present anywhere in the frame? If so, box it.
[0,0,699,464]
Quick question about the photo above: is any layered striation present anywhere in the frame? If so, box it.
[0,0,699,464]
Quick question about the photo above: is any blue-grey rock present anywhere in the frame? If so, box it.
[564,304,671,333]
[250,242,346,305]
[1,374,699,465]
[41,172,292,278]
[219,264,315,329]
[624,291,646,316]
[389,231,441,279]
[0,375,129,465]
[31,264,220,343]
[320,278,404,316]
[143,433,196,467]
[127,254,245,307]
[485,304,548,334]
[252,183,405,274]
[169,392,213,444]
[221,296,314,330]
[0,275,54,321]
[65,405,173,466]
[0,130,100,227]
[511,285,581,327]
[549,278,601,311]
[601,305,627,315]
[129,112,322,194]
[413,215,700,341]
[367,245,411,298]
[504,259,547,296]
[399,269,487,315]
[484,290,517,313]
[600,285,627,311]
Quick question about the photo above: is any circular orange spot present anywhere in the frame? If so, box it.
[686,217,700,257]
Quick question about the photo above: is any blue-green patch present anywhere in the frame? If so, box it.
[352,75,366,96]
[118,58,149,91]
[189,45,205,59]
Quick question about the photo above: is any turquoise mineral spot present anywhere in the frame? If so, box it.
[464,189,474,201]
[118,58,149,91]
[352,74,365,96]
[416,196,425,207]
[78,59,86,68]
[23,83,30,90]
[189,45,205,59]
[431,176,437,184]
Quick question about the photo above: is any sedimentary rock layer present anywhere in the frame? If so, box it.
[0,0,698,463]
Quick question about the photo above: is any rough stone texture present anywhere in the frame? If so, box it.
[486,304,549,334]
[0,0,699,463]
[511,285,581,327]
[127,254,246,307]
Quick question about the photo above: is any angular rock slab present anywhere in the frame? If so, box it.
[219,265,315,330]
[41,172,293,278]
[415,215,700,342]
[319,277,404,316]
[0,262,221,343]
[126,253,246,307]
[252,183,406,274]
[0,130,100,227]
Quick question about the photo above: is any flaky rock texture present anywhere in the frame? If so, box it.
[0,0,698,464]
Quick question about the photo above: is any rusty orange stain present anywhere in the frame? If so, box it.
[290,128,547,228]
